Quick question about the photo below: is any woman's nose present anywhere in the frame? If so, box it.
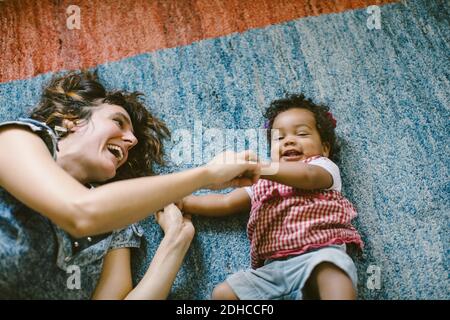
[123,130,138,148]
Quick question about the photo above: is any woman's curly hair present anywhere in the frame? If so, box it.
[264,94,340,161]
[29,70,170,181]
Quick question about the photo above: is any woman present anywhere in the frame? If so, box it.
[0,71,259,299]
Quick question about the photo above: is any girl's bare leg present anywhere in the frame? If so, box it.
[304,262,356,300]
[211,282,239,300]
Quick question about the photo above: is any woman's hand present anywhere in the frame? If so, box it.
[155,204,195,243]
[126,203,195,300]
[204,150,261,190]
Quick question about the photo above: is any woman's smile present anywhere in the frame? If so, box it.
[106,144,124,162]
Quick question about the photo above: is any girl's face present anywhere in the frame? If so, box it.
[270,108,329,162]
[57,103,138,184]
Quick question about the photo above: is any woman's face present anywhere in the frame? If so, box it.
[57,103,138,184]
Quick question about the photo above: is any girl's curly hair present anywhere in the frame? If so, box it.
[264,94,340,161]
[29,70,170,182]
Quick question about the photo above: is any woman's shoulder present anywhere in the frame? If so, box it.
[0,118,58,159]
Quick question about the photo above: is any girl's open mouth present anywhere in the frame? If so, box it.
[281,149,303,160]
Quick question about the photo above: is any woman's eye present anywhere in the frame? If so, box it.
[114,119,124,128]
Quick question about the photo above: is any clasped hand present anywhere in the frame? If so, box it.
[204,150,262,190]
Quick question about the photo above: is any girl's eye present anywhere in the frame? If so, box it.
[297,133,308,136]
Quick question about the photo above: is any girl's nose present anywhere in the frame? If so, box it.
[283,135,296,146]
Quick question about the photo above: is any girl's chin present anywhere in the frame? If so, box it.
[281,156,303,162]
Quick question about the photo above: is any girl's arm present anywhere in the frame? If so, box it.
[92,204,194,300]
[182,188,251,217]
[261,162,333,190]
[0,127,259,238]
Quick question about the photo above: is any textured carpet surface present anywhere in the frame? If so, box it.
[0,0,449,299]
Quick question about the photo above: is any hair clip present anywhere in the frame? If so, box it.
[325,112,337,128]
[54,125,68,137]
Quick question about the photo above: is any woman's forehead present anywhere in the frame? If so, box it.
[94,103,131,118]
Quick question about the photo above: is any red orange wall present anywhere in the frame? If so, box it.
[0,0,397,83]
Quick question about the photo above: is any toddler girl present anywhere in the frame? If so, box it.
[182,94,363,300]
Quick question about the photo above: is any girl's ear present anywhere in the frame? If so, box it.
[322,142,330,158]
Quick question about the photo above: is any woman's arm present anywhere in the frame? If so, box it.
[260,162,332,190]
[91,248,133,299]
[92,204,194,300]
[0,127,259,237]
[182,188,251,217]
[125,204,194,300]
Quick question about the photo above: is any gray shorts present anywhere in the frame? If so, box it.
[226,244,357,300]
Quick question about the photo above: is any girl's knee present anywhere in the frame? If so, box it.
[314,262,352,283]
[211,282,239,300]
[310,262,356,300]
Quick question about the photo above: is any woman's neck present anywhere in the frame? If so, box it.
[56,141,90,185]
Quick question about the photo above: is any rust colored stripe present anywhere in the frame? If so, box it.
[0,0,397,83]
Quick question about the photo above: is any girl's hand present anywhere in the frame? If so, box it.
[204,150,261,190]
[176,194,197,215]
[155,204,195,242]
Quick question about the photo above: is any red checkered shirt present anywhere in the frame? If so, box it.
[247,156,363,269]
